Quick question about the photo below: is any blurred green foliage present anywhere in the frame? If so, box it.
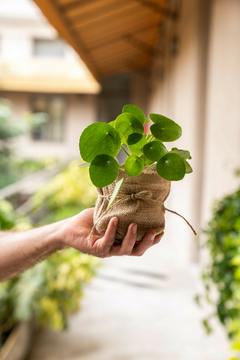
[0,97,52,189]
[199,189,240,351]
[32,160,97,223]
[0,161,99,344]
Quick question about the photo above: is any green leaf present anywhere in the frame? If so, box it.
[124,155,144,177]
[77,162,90,167]
[89,154,119,188]
[128,135,147,156]
[108,120,115,128]
[143,141,167,161]
[150,120,182,142]
[156,153,186,181]
[127,133,142,145]
[79,122,121,163]
[184,160,193,174]
[123,104,146,124]
[171,147,192,160]
[107,178,124,210]
[149,113,173,124]
[115,113,144,143]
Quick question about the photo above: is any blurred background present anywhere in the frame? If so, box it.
[0,0,240,359]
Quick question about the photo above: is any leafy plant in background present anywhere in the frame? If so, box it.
[0,97,49,189]
[32,160,97,224]
[0,163,99,347]
[79,104,193,188]
[197,188,240,355]
[0,250,99,339]
[0,97,25,187]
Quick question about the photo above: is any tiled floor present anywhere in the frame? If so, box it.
[28,240,230,360]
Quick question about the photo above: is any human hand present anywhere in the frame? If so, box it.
[60,208,164,258]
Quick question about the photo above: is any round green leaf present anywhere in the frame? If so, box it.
[171,147,192,160]
[108,120,116,128]
[128,135,147,156]
[123,104,146,124]
[89,154,119,188]
[156,153,186,181]
[149,113,173,124]
[143,141,167,161]
[79,122,121,162]
[184,160,193,174]
[150,120,182,142]
[115,113,144,143]
[127,133,142,145]
[124,155,144,177]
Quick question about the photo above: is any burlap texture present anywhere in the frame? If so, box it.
[93,166,171,244]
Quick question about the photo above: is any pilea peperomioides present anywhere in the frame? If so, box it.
[78,104,196,242]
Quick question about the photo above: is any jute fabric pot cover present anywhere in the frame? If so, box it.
[93,166,171,244]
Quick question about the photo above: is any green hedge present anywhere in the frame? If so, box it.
[199,188,240,352]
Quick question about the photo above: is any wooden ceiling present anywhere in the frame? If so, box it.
[34,0,175,80]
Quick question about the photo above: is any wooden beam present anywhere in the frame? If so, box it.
[61,0,99,12]
[122,33,153,56]
[87,24,158,52]
[33,0,100,80]
[77,17,161,49]
[69,0,136,26]
[72,4,153,30]
[133,0,178,19]
[93,46,149,65]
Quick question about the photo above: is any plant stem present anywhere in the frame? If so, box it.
[121,145,130,156]
[147,135,154,142]
[146,130,152,141]
[144,163,156,172]
[126,144,132,155]
[118,164,124,169]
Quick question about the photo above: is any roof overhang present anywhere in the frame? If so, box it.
[0,58,100,93]
[33,0,176,80]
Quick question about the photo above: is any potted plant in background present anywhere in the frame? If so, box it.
[79,104,196,243]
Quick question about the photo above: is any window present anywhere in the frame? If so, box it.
[33,39,65,57]
[31,95,66,142]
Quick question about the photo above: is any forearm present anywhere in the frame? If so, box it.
[0,223,64,282]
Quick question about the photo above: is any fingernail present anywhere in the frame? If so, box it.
[113,218,118,226]
[132,224,137,234]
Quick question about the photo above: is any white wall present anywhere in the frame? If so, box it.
[149,0,240,264]
[148,0,205,264]
[202,0,240,224]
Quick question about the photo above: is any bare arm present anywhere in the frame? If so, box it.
[0,208,163,282]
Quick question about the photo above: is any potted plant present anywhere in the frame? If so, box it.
[79,104,196,243]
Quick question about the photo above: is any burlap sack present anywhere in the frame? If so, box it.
[93,166,171,244]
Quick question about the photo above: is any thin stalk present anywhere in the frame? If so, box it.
[147,135,154,142]
[121,145,130,156]
[126,144,132,155]
[118,164,125,169]
[146,130,152,141]
[144,163,156,172]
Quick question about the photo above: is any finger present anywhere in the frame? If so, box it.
[130,231,156,256]
[110,223,137,256]
[98,217,118,255]
[152,232,164,245]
